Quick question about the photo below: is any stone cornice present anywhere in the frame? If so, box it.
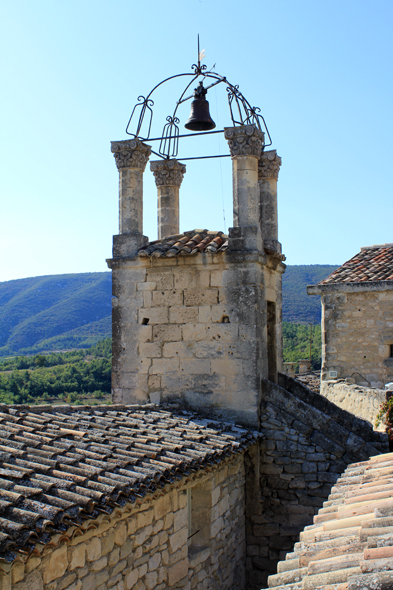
[150,159,186,187]
[224,125,264,158]
[258,149,282,180]
[307,280,393,295]
[111,139,152,171]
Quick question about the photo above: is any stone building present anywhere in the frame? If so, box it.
[307,243,393,390]
[107,126,285,428]
[0,404,255,590]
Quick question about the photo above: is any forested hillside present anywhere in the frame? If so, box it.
[282,265,338,323]
[0,273,112,356]
[0,265,337,356]
[0,338,111,405]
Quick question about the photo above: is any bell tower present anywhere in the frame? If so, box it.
[107,57,285,427]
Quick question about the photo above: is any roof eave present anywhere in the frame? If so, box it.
[307,280,393,295]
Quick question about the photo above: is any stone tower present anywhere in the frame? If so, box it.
[107,125,285,427]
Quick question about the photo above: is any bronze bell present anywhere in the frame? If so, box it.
[185,81,216,131]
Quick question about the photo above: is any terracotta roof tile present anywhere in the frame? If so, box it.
[320,244,393,284]
[138,230,229,258]
[138,229,287,260]
[266,452,393,590]
[0,403,256,562]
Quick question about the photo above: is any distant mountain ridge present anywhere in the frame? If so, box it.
[0,273,112,356]
[0,265,337,356]
[283,265,338,323]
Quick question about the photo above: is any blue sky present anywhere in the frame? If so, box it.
[1,0,392,282]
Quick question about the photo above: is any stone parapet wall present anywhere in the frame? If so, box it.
[110,252,284,427]
[246,374,387,590]
[1,454,246,590]
[320,379,388,430]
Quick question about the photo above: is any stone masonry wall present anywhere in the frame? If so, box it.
[245,373,387,590]
[111,251,284,427]
[320,379,389,430]
[1,454,246,590]
[320,288,393,387]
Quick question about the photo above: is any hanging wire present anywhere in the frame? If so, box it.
[214,78,227,233]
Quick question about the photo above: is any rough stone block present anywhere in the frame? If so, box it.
[137,509,153,529]
[58,574,77,590]
[168,559,188,586]
[184,289,218,306]
[155,494,172,520]
[169,306,199,324]
[173,507,187,532]
[153,324,182,342]
[152,289,183,306]
[173,270,209,290]
[151,358,179,374]
[163,342,193,358]
[138,342,162,358]
[192,341,225,358]
[182,323,207,342]
[90,556,107,572]
[133,525,152,547]
[13,572,43,590]
[147,271,174,290]
[169,526,188,553]
[139,307,168,325]
[198,306,212,323]
[180,359,211,375]
[43,545,68,584]
[125,569,138,590]
[137,281,156,291]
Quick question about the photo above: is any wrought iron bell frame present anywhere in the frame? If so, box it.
[125,46,272,161]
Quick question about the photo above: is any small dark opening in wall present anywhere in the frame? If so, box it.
[221,315,230,323]
[142,318,149,325]
[390,344,393,358]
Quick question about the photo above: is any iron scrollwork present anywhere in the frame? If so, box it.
[125,42,272,160]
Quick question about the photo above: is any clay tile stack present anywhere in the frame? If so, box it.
[265,452,393,590]
[0,403,256,562]
[138,230,229,258]
[321,245,393,285]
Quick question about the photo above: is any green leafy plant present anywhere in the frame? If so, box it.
[375,397,393,449]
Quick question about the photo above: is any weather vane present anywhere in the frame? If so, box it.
[125,35,271,161]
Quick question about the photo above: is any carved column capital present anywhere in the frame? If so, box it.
[150,159,186,187]
[111,139,152,171]
[224,125,264,157]
[258,149,282,180]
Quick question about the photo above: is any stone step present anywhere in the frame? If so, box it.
[268,567,307,587]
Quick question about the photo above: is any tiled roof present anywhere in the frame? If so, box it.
[138,230,228,258]
[0,403,255,563]
[267,452,393,590]
[320,244,393,284]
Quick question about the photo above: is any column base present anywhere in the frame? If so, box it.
[228,226,263,253]
[112,233,148,258]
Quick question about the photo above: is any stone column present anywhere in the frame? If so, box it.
[111,139,151,256]
[258,150,282,253]
[150,159,186,239]
[224,125,264,251]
